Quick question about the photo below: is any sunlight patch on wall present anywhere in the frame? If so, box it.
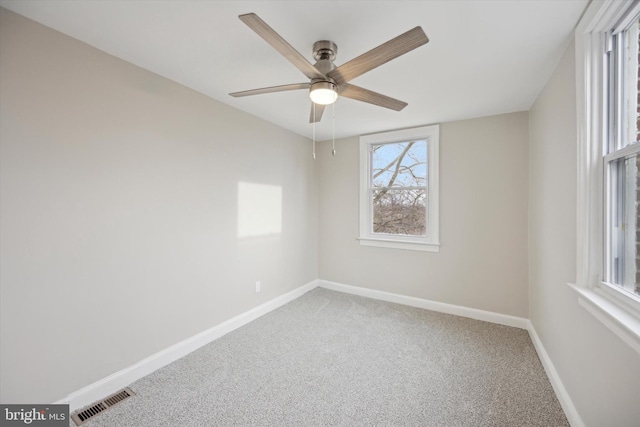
[237,182,282,238]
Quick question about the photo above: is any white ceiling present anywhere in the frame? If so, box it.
[1,0,588,141]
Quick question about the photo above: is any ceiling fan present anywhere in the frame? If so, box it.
[229,13,429,123]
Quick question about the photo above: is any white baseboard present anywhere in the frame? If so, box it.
[317,279,529,329]
[527,321,584,427]
[56,280,319,412]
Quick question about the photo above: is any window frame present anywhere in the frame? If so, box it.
[358,124,440,252]
[574,0,640,354]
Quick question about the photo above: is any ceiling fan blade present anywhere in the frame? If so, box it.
[239,13,325,80]
[309,103,325,123]
[328,26,429,85]
[339,84,408,111]
[230,82,310,97]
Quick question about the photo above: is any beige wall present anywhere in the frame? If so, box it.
[529,40,640,426]
[0,9,317,403]
[318,112,529,318]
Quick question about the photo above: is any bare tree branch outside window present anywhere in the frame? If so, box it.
[371,140,428,236]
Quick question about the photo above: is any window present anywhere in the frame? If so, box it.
[359,125,439,252]
[575,0,640,354]
[604,13,640,301]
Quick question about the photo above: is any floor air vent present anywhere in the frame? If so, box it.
[71,387,135,426]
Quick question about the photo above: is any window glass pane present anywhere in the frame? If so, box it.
[372,140,427,188]
[607,153,640,297]
[372,189,426,236]
[621,18,640,147]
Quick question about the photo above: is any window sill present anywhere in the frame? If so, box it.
[567,282,640,355]
[357,237,440,252]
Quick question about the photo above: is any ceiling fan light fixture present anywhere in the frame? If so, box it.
[309,81,338,105]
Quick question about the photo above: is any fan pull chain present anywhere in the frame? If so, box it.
[332,102,336,156]
[312,103,316,160]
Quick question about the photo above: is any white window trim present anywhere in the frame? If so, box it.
[358,124,440,252]
[574,0,640,355]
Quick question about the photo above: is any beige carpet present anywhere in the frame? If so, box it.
[75,287,568,426]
